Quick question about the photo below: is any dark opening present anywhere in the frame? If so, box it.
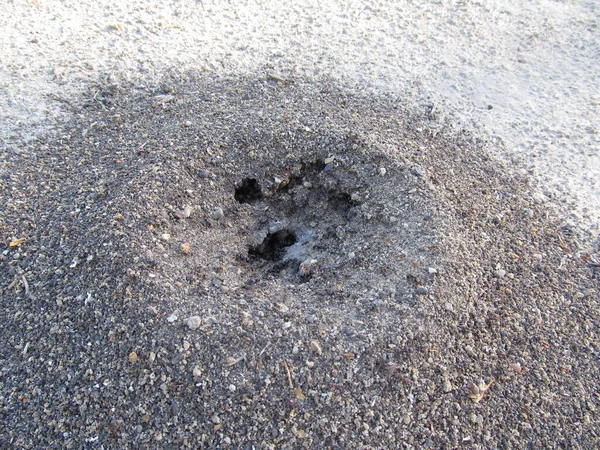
[249,229,297,261]
[235,178,263,204]
[328,192,353,214]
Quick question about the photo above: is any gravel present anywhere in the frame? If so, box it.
[1,1,600,448]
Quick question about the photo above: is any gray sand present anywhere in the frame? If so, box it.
[1,2,599,449]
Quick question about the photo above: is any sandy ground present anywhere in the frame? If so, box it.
[1,2,600,448]
[1,0,599,231]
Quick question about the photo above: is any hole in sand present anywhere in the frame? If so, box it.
[235,178,263,204]
[249,229,297,261]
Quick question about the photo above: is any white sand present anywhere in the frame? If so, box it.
[1,0,598,231]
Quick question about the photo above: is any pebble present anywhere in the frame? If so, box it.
[416,286,428,295]
[310,340,323,356]
[379,167,387,176]
[211,207,224,220]
[411,166,425,177]
[495,269,507,278]
[167,314,178,323]
[428,267,437,274]
[443,379,453,392]
[161,233,171,241]
[185,316,202,330]
[180,243,191,254]
[192,366,202,378]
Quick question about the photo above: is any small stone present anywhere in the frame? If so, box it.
[443,379,453,393]
[428,267,437,274]
[161,233,171,241]
[348,252,356,259]
[310,340,323,356]
[282,321,292,329]
[495,269,507,278]
[296,429,307,439]
[129,351,138,364]
[228,384,236,392]
[193,366,202,378]
[303,181,313,189]
[411,166,424,177]
[180,243,191,255]
[379,167,387,176]
[185,316,202,330]
[509,362,522,374]
[350,193,361,202]
[211,207,224,220]
[182,205,193,218]
[416,286,428,295]
[167,314,178,323]
[277,303,290,313]
[306,360,315,369]
[299,259,317,277]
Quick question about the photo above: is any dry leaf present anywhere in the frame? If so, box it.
[467,378,494,403]
[294,387,305,401]
[9,238,26,248]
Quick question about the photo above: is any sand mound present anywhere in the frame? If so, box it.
[1,75,598,448]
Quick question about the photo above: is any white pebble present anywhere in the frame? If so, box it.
[167,314,178,323]
[185,316,202,330]
[211,207,224,220]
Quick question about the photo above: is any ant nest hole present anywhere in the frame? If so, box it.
[232,149,439,302]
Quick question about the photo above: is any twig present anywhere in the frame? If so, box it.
[267,73,294,84]
[7,277,18,290]
[283,360,294,389]
[258,342,271,357]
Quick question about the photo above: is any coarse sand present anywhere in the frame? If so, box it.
[1,1,599,449]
